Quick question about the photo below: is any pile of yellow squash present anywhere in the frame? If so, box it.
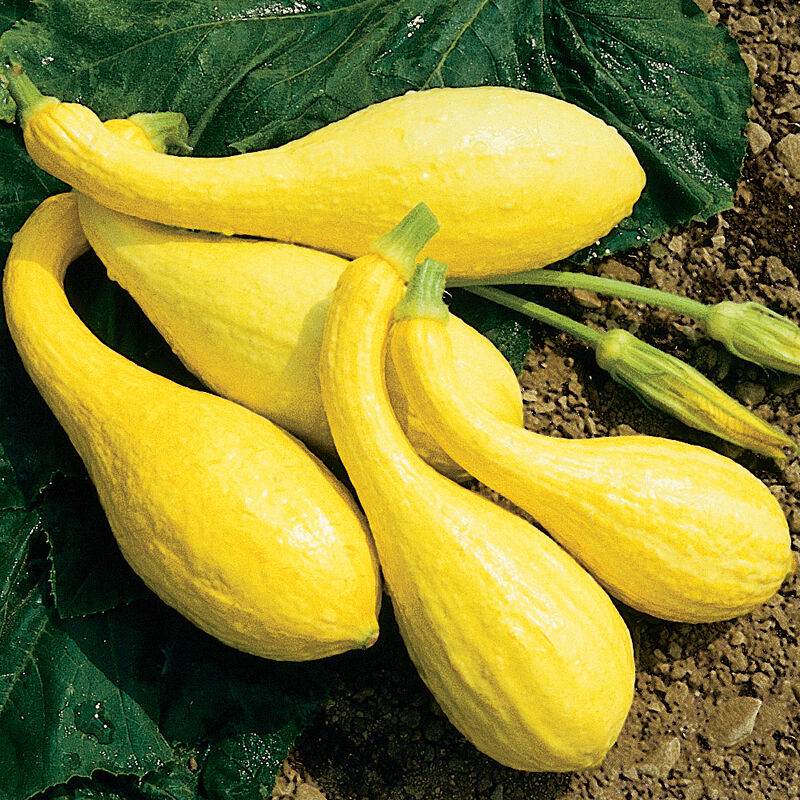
[3,74,794,772]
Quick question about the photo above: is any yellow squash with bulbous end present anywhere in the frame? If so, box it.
[3,192,381,661]
[318,210,635,772]
[8,71,645,278]
[76,193,523,477]
[389,261,794,623]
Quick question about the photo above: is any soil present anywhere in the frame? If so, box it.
[272,1,800,797]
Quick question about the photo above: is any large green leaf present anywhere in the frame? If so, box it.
[39,761,200,800]
[0,454,174,800]
[0,585,174,800]
[0,0,749,254]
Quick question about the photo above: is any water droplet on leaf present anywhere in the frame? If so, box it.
[74,700,115,744]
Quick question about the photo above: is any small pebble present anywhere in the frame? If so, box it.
[733,14,762,33]
[776,134,800,178]
[730,629,747,646]
[685,781,705,800]
[750,672,771,691]
[727,649,749,673]
[668,235,686,256]
[747,122,772,155]
[741,52,758,79]
[638,737,681,779]
[664,681,690,711]
[704,696,762,747]
[599,259,642,283]
[571,288,604,309]
[776,89,800,113]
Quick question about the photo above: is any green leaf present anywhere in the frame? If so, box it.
[200,733,294,800]
[0,441,177,800]
[0,586,174,800]
[40,763,200,800]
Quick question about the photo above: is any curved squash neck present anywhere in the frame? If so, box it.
[27,104,291,237]
[393,320,531,445]
[3,194,152,430]
[321,255,430,495]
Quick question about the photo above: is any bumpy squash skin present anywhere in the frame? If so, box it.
[76,194,523,477]
[318,253,635,771]
[3,193,381,661]
[21,87,644,278]
[390,317,794,623]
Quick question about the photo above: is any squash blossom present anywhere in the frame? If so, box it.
[594,328,795,459]
[702,301,800,375]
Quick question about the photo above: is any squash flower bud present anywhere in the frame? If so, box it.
[594,328,796,459]
[702,301,800,375]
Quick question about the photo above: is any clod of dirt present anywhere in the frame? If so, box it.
[637,737,681,778]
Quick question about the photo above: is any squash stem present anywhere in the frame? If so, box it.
[371,203,439,279]
[465,285,602,347]
[459,269,800,376]
[2,64,59,128]
[451,268,711,322]
[395,258,449,323]
[128,111,193,155]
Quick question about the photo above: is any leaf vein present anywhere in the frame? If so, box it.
[68,0,379,78]
[421,0,492,89]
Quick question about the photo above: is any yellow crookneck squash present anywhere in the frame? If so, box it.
[389,258,795,624]
[3,192,381,661]
[76,191,523,478]
[6,69,645,278]
[318,205,635,772]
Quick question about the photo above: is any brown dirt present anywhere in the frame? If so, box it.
[273,0,800,797]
